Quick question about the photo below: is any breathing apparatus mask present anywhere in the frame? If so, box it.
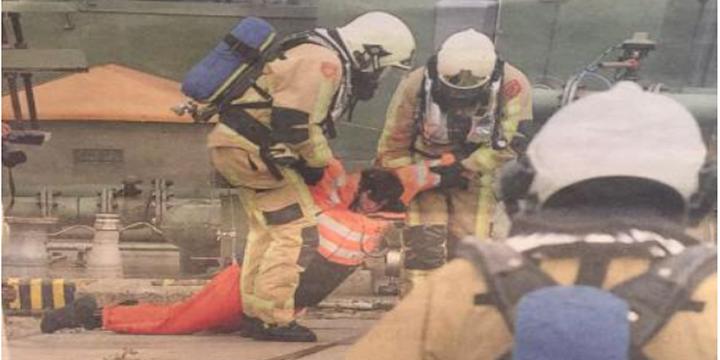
[351,65,390,101]
[335,12,415,104]
[427,54,504,146]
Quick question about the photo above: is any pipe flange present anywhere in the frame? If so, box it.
[561,75,581,107]
[385,249,403,277]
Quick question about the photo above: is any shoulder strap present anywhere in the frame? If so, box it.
[490,58,507,150]
[611,244,717,356]
[456,239,558,331]
[408,58,437,158]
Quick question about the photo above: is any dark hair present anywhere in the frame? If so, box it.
[358,168,405,212]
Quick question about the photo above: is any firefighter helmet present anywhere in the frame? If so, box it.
[336,12,416,72]
[432,29,499,111]
[437,29,497,90]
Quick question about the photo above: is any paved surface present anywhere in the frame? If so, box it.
[3,250,395,360]
[5,317,377,360]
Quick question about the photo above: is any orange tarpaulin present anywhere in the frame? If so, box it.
[2,64,194,122]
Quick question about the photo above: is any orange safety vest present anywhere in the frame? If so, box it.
[316,207,389,266]
[310,155,455,265]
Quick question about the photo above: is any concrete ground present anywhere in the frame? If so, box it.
[3,248,396,360]
[4,315,380,360]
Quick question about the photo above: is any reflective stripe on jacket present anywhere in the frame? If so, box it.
[317,209,388,265]
[311,158,450,265]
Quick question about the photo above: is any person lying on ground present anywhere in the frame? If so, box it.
[39,154,464,336]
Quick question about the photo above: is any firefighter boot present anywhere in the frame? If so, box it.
[239,316,263,338]
[40,296,101,333]
[252,321,317,342]
[400,225,447,297]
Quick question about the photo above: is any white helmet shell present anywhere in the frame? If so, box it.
[336,12,416,71]
[528,82,707,205]
[437,29,497,89]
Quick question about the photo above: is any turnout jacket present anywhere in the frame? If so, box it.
[346,213,717,360]
[207,43,343,187]
[377,64,532,172]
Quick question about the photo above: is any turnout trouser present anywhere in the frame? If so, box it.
[401,174,500,295]
[211,147,319,326]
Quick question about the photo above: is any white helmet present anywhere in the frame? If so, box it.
[336,12,416,72]
[528,82,707,205]
[437,29,497,90]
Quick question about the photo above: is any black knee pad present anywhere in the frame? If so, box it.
[297,227,320,268]
[295,256,355,308]
[403,225,447,270]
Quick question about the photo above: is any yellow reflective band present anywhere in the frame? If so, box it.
[408,201,423,226]
[466,148,497,173]
[304,75,335,167]
[285,170,318,218]
[210,33,277,103]
[414,162,429,187]
[385,157,413,168]
[305,125,333,166]
[378,75,411,160]
[474,185,497,239]
[319,236,362,262]
[7,278,21,310]
[53,279,66,308]
[30,278,43,310]
[319,214,364,242]
[242,293,278,313]
[504,96,521,117]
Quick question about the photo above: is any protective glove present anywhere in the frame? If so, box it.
[267,143,325,185]
[509,120,536,154]
[509,134,529,154]
[429,162,469,190]
[267,143,301,167]
[290,160,325,186]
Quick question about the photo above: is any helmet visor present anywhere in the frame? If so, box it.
[432,78,492,113]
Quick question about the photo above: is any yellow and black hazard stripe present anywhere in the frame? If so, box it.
[2,278,75,315]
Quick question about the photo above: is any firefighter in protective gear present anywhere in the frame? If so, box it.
[347,82,717,360]
[40,157,453,336]
[376,29,533,295]
[207,12,415,342]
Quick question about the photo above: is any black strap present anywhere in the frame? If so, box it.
[409,69,430,158]
[326,28,352,63]
[490,56,504,84]
[4,166,15,212]
[461,238,716,360]
[575,253,611,287]
[195,34,282,122]
[219,106,283,180]
[489,59,506,150]
[278,29,349,136]
[457,240,557,331]
[223,33,262,63]
[250,82,273,103]
[611,245,716,355]
[231,101,273,110]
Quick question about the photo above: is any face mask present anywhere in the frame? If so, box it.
[351,68,387,101]
[447,114,473,144]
